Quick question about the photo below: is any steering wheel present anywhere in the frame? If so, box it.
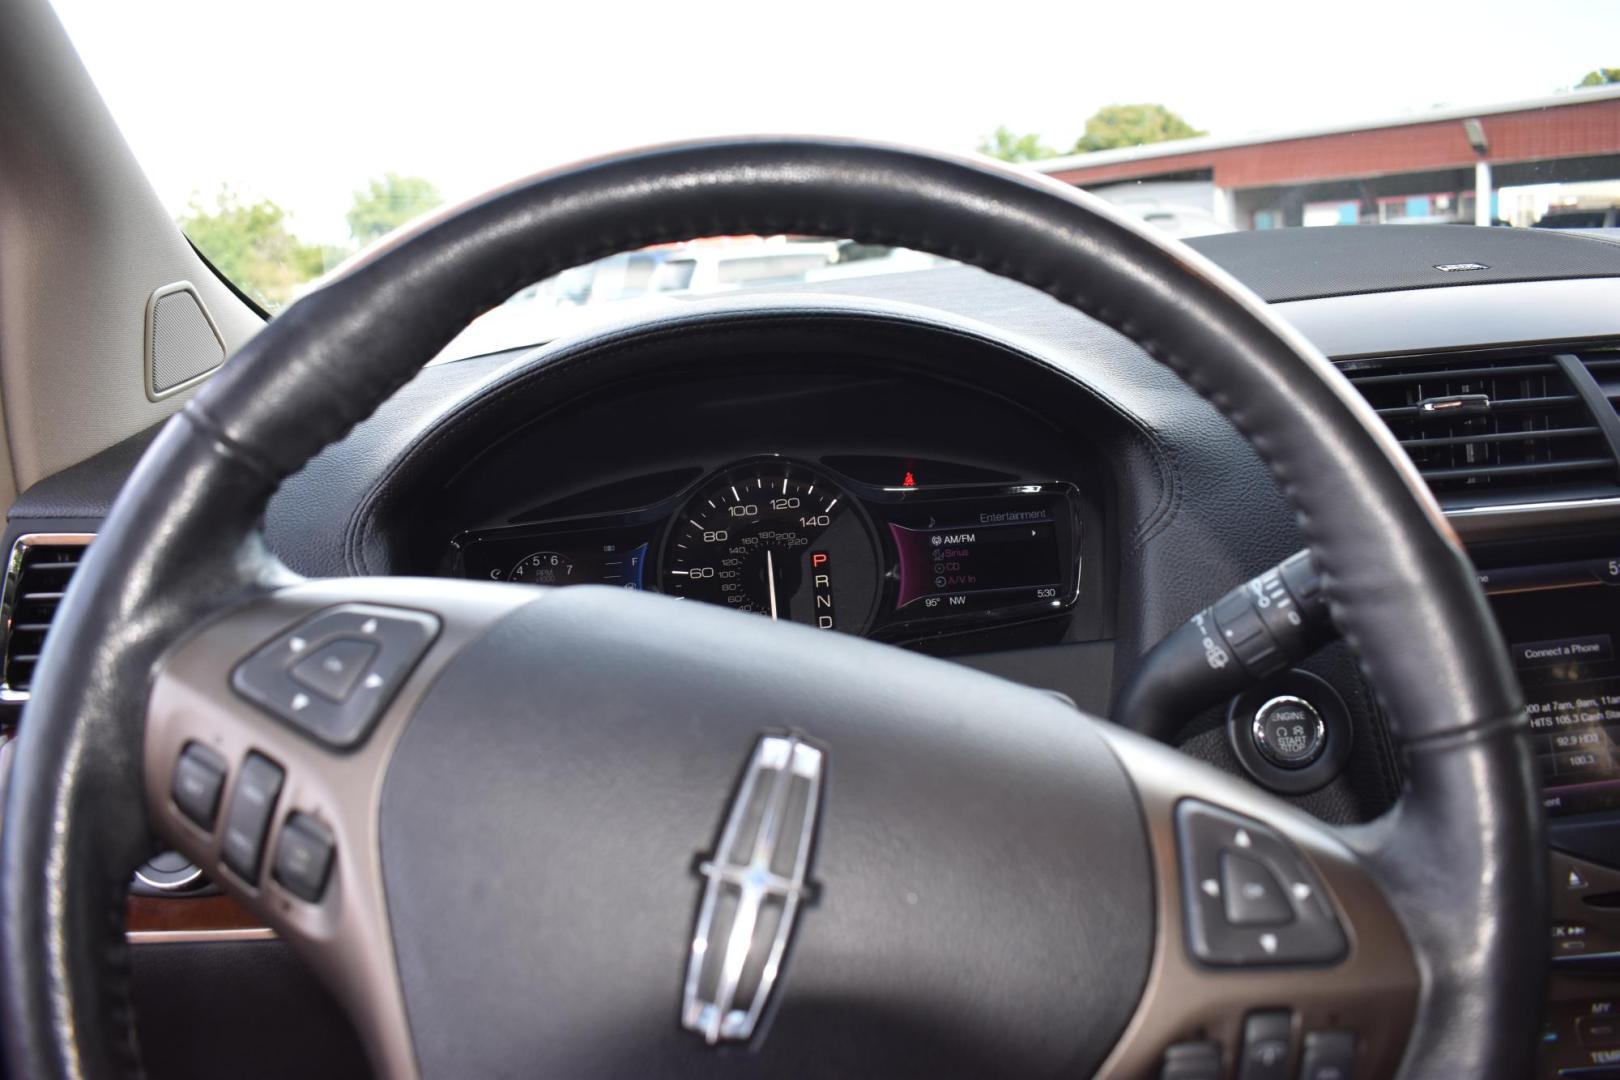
[0,139,1545,1078]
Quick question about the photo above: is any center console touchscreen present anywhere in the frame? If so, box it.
[1484,558,1620,817]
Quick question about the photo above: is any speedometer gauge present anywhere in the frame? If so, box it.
[661,460,880,633]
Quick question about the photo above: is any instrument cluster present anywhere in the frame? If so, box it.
[451,456,1082,641]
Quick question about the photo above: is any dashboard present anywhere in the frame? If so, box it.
[10,225,1620,1079]
[359,314,1122,665]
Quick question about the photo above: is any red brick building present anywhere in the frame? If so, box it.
[1035,85,1620,230]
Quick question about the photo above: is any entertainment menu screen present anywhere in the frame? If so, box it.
[1486,558,1620,817]
[888,519,1063,612]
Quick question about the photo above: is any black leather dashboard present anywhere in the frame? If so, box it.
[1185,223,1620,302]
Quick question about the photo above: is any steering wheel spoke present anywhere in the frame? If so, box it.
[1094,726,1419,1077]
[143,577,531,1079]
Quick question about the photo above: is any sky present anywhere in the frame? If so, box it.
[50,0,1620,246]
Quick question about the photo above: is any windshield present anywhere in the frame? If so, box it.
[50,0,1620,359]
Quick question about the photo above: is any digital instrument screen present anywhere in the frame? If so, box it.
[889,520,1063,614]
[455,524,653,590]
[877,488,1076,626]
[450,460,1083,641]
[1485,557,1620,817]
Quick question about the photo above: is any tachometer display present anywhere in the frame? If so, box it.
[507,551,575,585]
[662,461,879,632]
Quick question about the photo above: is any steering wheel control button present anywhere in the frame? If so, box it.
[220,752,284,883]
[1176,800,1345,966]
[172,742,228,829]
[1237,1010,1291,1080]
[273,812,335,902]
[289,637,379,702]
[1220,851,1293,925]
[231,604,440,748]
[1250,695,1325,769]
[1297,1029,1357,1079]
[1159,1040,1221,1079]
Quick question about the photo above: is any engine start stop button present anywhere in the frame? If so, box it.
[1251,695,1326,769]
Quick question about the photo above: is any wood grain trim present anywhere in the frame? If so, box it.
[127,893,270,935]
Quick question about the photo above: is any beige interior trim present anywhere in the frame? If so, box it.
[0,381,19,515]
[0,0,262,500]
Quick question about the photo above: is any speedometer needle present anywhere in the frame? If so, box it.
[765,548,780,621]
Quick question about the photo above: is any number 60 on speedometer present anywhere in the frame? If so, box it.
[661,460,881,633]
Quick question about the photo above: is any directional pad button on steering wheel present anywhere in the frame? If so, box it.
[1177,799,1346,966]
[231,603,439,749]
[290,638,378,702]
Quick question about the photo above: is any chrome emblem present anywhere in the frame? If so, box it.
[682,734,823,1044]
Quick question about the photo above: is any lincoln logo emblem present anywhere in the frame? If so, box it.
[682,734,823,1044]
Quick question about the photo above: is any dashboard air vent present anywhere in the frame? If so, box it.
[1341,351,1620,501]
[1580,350,1620,424]
[1,535,92,701]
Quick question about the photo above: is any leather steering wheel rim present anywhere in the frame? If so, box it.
[0,138,1544,1078]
